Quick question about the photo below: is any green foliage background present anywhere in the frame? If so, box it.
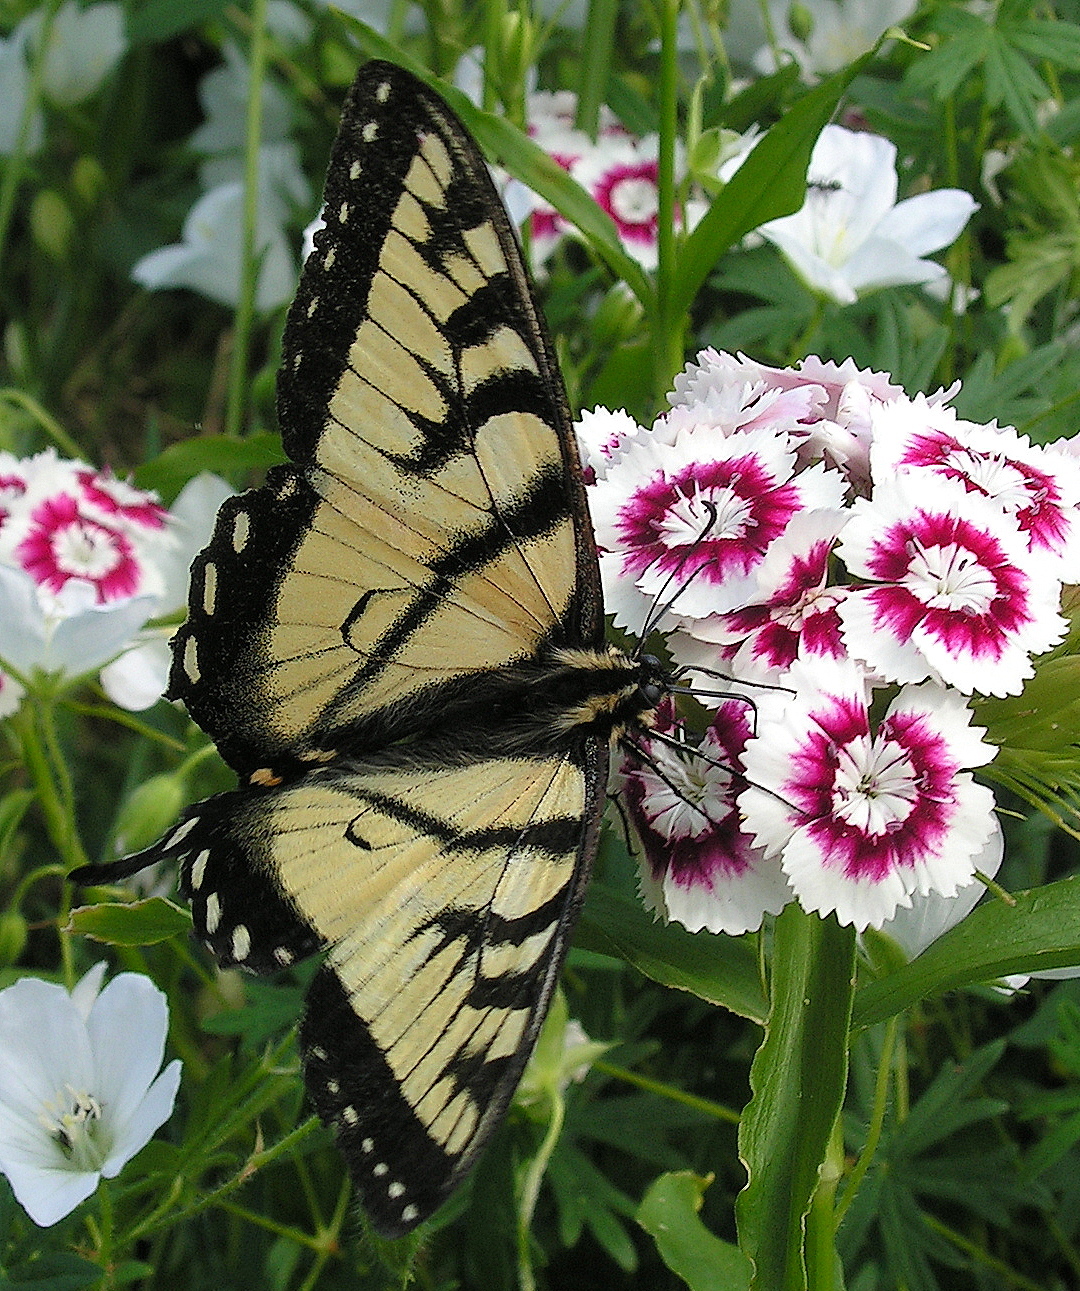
[3,0,1080,1288]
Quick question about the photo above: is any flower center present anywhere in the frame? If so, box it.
[656,483,750,548]
[830,735,919,836]
[40,1086,108,1171]
[52,520,125,580]
[638,750,732,841]
[904,538,997,612]
[610,175,658,225]
[942,447,1031,511]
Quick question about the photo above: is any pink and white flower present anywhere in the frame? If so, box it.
[627,701,792,934]
[572,135,681,271]
[674,509,850,682]
[0,453,230,711]
[739,661,999,928]
[837,475,1067,697]
[590,423,847,629]
[868,399,1080,581]
[669,349,958,487]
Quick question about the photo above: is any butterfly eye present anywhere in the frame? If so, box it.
[640,679,667,708]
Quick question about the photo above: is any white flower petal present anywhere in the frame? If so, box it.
[86,976,171,1123]
[100,638,171,711]
[100,1060,181,1179]
[0,1152,100,1228]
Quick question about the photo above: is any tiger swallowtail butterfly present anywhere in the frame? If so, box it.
[76,59,665,1236]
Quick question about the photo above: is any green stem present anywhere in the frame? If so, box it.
[650,0,686,407]
[517,1091,565,1291]
[224,0,270,441]
[921,1213,1048,1291]
[593,1059,740,1123]
[0,0,63,272]
[805,1118,844,1291]
[834,1016,897,1228]
[0,389,87,458]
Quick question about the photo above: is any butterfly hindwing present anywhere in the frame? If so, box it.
[135,747,605,1235]
[169,62,603,776]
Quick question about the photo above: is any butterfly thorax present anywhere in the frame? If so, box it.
[543,646,666,738]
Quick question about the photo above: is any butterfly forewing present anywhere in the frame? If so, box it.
[171,63,601,775]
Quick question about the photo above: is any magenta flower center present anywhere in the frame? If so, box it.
[655,482,752,547]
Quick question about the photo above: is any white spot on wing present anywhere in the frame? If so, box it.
[388,1182,405,1199]
[232,510,250,552]
[231,924,251,961]
[362,120,378,143]
[183,635,199,683]
[189,850,210,891]
[343,1106,358,1126]
[205,892,221,935]
[166,817,199,849]
[373,1162,388,1177]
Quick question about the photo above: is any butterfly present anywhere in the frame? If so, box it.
[75,59,665,1236]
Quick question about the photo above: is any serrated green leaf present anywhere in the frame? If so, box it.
[68,897,191,946]
[853,878,1080,1028]
[576,883,766,1023]
[984,38,1047,134]
[637,1172,751,1291]
[1006,18,1080,66]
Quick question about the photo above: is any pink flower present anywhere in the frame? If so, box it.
[837,475,1067,697]
[14,493,146,604]
[571,136,683,271]
[675,509,850,682]
[868,398,1080,581]
[590,423,847,628]
[739,661,998,928]
[626,702,792,934]
[75,468,168,532]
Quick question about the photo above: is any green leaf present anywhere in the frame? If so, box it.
[671,49,877,320]
[853,877,1080,1029]
[68,897,191,946]
[736,908,855,1291]
[133,433,285,500]
[576,883,767,1023]
[637,1172,752,1291]
[126,0,229,43]
[2,1250,101,1290]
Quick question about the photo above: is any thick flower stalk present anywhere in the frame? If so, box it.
[581,349,1078,933]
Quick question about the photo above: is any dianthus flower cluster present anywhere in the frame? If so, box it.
[581,351,1080,931]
